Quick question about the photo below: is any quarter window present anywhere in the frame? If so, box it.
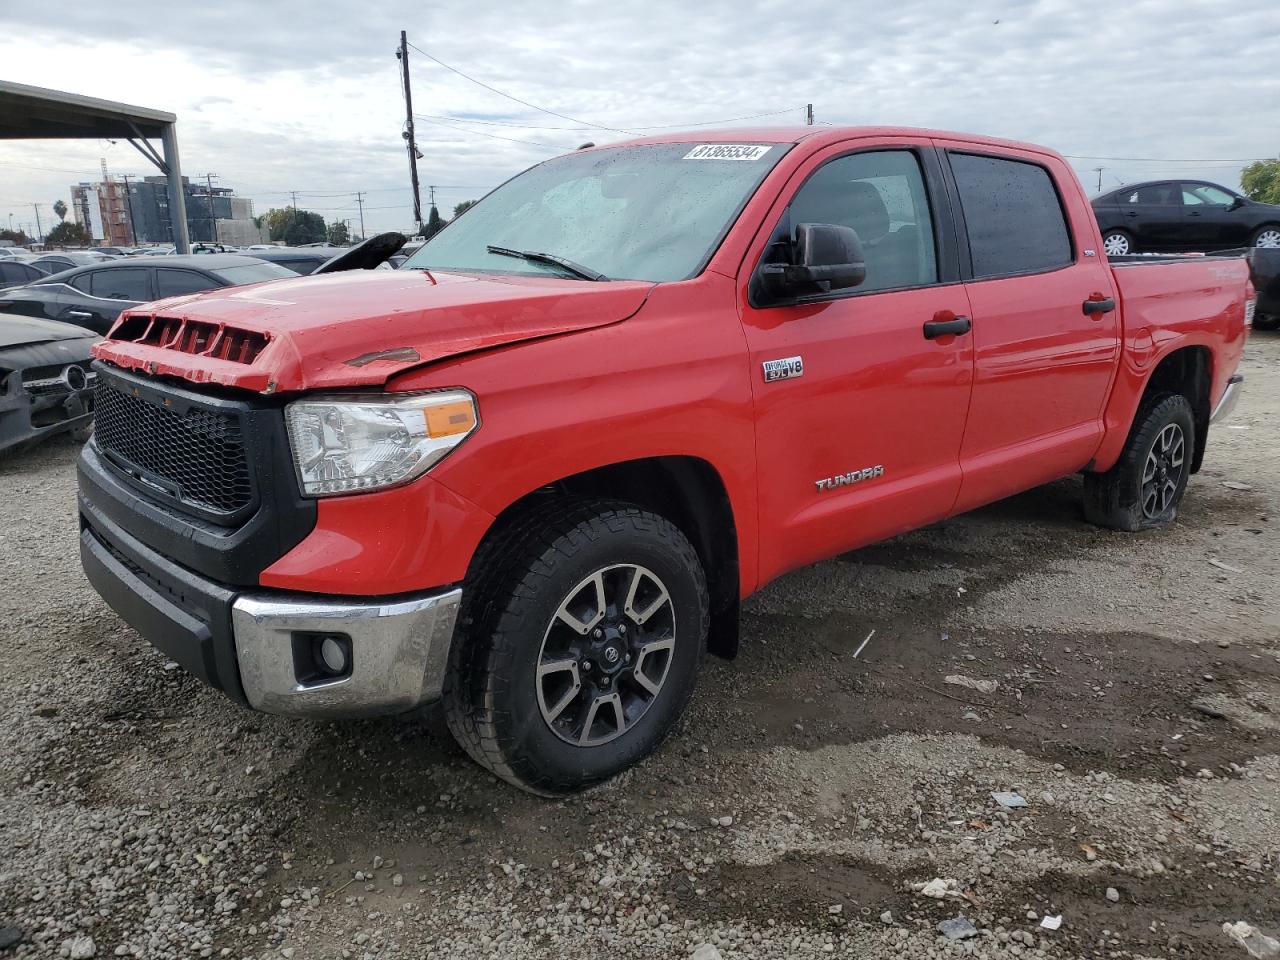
[780,150,938,293]
[950,153,1072,278]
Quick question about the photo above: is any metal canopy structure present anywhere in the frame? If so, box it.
[0,80,191,252]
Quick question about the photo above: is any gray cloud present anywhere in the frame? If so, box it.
[3,0,1278,237]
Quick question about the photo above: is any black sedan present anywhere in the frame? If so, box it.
[0,314,98,455]
[1093,180,1280,257]
[0,255,297,334]
[0,259,51,291]
[29,251,113,275]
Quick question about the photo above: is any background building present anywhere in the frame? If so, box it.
[70,176,266,245]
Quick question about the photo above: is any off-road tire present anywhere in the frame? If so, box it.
[1083,393,1196,531]
[442,499,708,795]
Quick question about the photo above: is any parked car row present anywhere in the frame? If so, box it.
[0,255,300,334]
[1092,179,1280,256]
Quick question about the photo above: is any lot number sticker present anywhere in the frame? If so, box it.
[683,144,771,161]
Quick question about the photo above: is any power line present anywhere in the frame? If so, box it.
[405,41,634,135]
[414,115,568,149]
[412,104,807,132]
[1063,154,1270,164]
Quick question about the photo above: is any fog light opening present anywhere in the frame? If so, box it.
[291,632,353,685]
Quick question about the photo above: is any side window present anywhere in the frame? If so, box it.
[950,153,1072,278]
[156,269,214,298]
[89,267,151,301]
[1126,183,1178,206]
[69,272,94,293]
[1181,183,1235,206]
[782,150,938,293]
[0,263,20,282]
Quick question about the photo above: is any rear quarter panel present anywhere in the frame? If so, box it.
[1092,257,1250,471]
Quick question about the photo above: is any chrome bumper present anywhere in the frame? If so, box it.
[1210,374,1244,424]
[232,588,462,717]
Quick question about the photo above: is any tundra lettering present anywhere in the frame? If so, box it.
[79,126,1254,795]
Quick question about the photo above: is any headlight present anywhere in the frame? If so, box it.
[285,390,478,496]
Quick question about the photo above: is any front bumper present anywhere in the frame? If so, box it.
[80,495,462,718]
[1210,374,1244,424]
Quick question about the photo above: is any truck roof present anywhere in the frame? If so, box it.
[606,125,1062,159]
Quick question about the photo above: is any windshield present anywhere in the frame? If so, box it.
[213,263,299,285]
[402,142,789,282]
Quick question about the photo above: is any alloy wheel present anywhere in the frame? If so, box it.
[1141,423,1185,519]
[536,564,676,746]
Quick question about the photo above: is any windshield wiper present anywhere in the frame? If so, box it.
[485,245,608,282]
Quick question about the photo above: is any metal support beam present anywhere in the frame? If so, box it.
[160,122,190,253]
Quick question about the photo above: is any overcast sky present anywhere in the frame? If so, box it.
[2,0,1277,241]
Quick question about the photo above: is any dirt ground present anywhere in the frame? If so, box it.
[1,333,1278,960]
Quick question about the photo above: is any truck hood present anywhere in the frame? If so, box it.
[91,269,655,393]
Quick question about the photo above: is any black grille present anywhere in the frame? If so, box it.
[93,379,253,517]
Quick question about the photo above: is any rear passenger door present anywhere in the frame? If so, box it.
[1117,182,1183,249]
[937,144,1121,514]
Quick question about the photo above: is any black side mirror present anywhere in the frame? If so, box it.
[758,222,867,301]
[1227,196,1246,212]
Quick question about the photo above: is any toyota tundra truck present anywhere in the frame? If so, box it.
[78,127,1254,795]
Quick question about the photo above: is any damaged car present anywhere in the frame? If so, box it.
[0,313,97,456]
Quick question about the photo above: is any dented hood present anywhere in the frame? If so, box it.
[92,269,655,393]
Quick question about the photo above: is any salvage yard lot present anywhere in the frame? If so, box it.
[2,334,1278,960]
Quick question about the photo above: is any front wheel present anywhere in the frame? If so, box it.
[1083,393,1196,531]
[1102,229,1133,257]
[1252,225,1280,249]
[443,500,708,795]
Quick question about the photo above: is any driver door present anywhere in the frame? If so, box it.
[737,141,975,585]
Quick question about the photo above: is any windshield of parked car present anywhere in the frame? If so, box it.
[402,143,790,282]
[212,263,299,285]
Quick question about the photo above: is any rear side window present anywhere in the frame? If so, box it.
[950,153,1072,278]
[89,267,152,301]
[156,269,215,298]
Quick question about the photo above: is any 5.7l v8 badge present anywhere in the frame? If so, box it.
[762,356,804,382]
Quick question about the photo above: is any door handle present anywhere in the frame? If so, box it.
[1124,211,1138,217]
[1188,211,1202,217]
[1082,297,1115,317]
[923,316,971,339]
[67,310,94,318]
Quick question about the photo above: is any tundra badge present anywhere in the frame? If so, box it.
[815,465,884,491]
[762,356,804,382]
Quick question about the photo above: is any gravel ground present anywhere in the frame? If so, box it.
[2,332,1278,960]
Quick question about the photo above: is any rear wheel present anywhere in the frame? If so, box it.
[1102,230,1133,257]
[1083,393,1195,531]
[443,500,708,795]
[1252,225,1280,249]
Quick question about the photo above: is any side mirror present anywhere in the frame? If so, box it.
[759,222,867,300]
[1227,196,1246,212]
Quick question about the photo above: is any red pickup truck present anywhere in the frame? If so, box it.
[79,127,1254,795]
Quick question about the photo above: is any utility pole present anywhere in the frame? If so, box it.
[32,203,43,242]
[202,173,218,244]
[121,174,138,244]
[355,191,366,240]
[397,30,423,230]
[1094,167,1104,192]
[805,103,814,126]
